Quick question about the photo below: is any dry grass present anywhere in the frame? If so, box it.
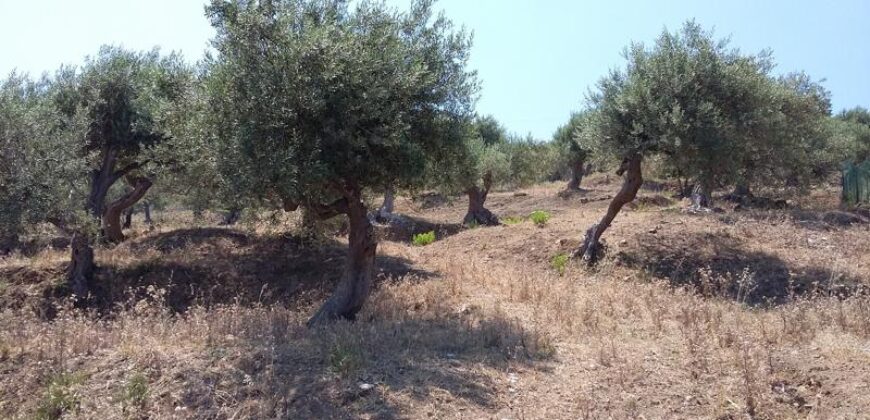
[1,180,869,419]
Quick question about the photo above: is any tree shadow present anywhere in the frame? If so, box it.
[187,309,554,419]
[723,204,868,232]
[92,228,438,314]
[617,232,866,305]
[373,213,465,243]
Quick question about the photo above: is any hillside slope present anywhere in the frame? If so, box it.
[1,180,868,419]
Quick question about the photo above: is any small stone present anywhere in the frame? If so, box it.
[358,383,375,392]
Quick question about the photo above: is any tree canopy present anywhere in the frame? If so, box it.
[205,0,478,208]
[579,21,829,200]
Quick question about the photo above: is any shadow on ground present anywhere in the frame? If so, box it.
[617,231,866,305]
[186,309,554,419]
[0,227,438,316]
[374,213,465,243]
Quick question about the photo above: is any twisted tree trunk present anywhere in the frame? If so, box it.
[566,157,586,191]
[377,184,395,219]
[123,207,134,229]
[572,155,643,264]
[103,177,153,243]
[143,202,153,225]
[308,190,376,326]
[67,233,94,299]
[463,171,499,226]
[690,181,713,209]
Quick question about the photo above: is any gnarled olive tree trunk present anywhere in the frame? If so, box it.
[690,182,713,209]
[377,184,395,219]
[308,189,377,326]
[123,207,134,229]
[572,155,643,264]
[566,157,586,191]
[103,177,153,243]
[143,202,153,225]
[67,233,94,299]
[463,171,499,226]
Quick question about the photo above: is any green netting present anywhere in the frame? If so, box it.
[842,160,870,205]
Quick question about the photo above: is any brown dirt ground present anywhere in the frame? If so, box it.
[1,176,869,419]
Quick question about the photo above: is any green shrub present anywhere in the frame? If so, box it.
[502,216,524,225]
[550,253,569,275]
[120,372,148,412]
[529,210,551,226]
[411,231,436,246]
[36,372,84,420]
[327,340,365,377]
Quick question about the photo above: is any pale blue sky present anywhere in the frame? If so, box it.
[1,0,868,139]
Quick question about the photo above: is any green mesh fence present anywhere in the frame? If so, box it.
[842,160,870,205]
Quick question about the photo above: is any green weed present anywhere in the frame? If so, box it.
[120,372,148,413]
[411,231,436,246]
[550,253,569,275]
[36,371,85,420]
[529,210,551,226]
[327,340,365,377]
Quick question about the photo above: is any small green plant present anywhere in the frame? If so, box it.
[120,372,149,413]
[502,216,525,225]
[327,340,365,377]
[550,253,569,275]
[529,210,551,226]
[411,231,436,246]
[36,372,84,420]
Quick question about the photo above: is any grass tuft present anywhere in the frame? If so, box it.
[550,253,569,275]
[411,231,436,246]
[528,210,551,226]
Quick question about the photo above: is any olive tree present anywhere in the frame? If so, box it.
[552,111,590,191]
[205,0,477,324]
[833,107,870,163]
[574,21,826,263]
[0,47,191,296]
[0,74,87,255]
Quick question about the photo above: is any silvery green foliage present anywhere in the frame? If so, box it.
[1,47,192,244]
[204,0,478,206]
[579,21,829,190]
[0,73,90,241]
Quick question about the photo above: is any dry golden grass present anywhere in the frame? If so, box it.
[1,180,869,419]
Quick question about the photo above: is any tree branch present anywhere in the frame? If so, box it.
[111,160,149,185]
[108,177,153,212]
